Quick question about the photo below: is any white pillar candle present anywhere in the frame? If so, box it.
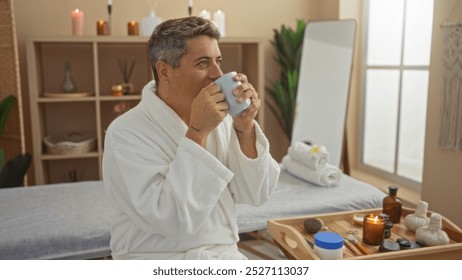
[199,9,211,20]
[71,9,84,36]
[213,10,225,37]
[188,0,193,15]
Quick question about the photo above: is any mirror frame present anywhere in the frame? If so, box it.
[291,19,356,168]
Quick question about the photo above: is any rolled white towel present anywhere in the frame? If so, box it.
[282,155,341,187]
[288,142,330,170]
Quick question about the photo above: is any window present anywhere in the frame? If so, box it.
[361,0,434,185]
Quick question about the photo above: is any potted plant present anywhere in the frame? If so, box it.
[267,19,306,141]
[0,95,15,170]
[0,95,32,187]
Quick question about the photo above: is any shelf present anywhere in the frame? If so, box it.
[42,92,94,98]
[99,95,141,101]
[27,36,265,185]
[38,97,96,103]
[41,152,99,161]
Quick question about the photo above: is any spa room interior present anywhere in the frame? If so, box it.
[1,0,462,260]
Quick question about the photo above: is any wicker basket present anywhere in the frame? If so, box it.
[44,132,96,155]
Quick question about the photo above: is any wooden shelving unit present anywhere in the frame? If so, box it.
[26,36,265,185]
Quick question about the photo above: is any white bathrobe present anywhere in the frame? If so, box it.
[103,81,280,260]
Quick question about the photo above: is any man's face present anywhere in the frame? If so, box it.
[168,35,223,108]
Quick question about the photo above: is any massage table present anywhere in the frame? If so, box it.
[0,170,385,259]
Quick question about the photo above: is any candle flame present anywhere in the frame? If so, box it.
[374,216,378,223]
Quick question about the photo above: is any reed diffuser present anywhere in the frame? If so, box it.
[118,59,136,95]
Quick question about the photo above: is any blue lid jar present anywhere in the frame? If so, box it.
[314,232,343,249]
[313,232,344,259]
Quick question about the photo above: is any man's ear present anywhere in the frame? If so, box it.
[156,61,170,82]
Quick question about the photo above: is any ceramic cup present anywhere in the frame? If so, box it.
[214,71,251,117]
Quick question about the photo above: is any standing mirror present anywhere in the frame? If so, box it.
[291,20,356,168]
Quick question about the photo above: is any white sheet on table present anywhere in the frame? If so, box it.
[236,170,386,233]
[0,181,117,260]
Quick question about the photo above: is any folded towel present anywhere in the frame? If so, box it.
[282,155,341,187]
[288,142,330,170]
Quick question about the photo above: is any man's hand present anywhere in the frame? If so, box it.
[232,73,260,133]
[231,73,259,158]
[186,83,228,147]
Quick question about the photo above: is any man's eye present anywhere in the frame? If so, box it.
[216,59,223,66]
[197,60,208,67]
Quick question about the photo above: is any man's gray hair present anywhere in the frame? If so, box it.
[148,16,221,83]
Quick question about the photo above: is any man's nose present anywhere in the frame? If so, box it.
[210,62,223,80]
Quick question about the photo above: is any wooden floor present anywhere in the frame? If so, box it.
[237,230,287,260]
[94,230,287,260]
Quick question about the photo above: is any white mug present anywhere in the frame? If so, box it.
[214,71,251,117]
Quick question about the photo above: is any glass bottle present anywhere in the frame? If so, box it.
[62,62,76,93]
[382,185,402,224]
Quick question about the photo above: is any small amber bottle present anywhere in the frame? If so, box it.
[382,186,402,224]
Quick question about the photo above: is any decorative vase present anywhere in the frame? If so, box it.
[142,11,162,36]
[62,62,76,93]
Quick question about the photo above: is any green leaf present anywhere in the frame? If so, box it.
[267,20,306,141]
[0,95,15,137]
[0,148,5,170]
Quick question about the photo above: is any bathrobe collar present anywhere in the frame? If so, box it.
[140,80,188,147]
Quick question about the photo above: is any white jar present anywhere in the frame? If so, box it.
[314,232,344,260]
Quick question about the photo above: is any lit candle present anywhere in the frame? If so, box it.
[107,0,112,35]
[128,21,139,36]
[96,20,108,35]
[188,0,193,15]
[199,10,211,20]
[213,10,226,37]
[71,9,84,36]
[362,214,385,245]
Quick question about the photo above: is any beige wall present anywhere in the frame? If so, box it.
[422,0,462,228]
[339,0,362,168]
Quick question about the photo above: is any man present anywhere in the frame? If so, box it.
[103,16,280,260]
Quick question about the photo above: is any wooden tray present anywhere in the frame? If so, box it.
[267,207,462,260]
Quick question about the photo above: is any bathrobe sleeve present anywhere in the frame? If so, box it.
[103,125,234,239]
[227,120,281,206]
